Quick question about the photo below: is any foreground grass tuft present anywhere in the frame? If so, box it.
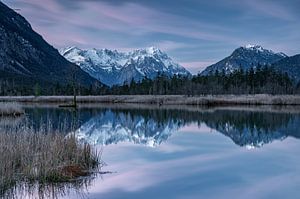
[0,123,101,197]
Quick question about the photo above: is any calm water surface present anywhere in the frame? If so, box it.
[6,105,300,199]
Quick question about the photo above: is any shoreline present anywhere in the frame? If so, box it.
[1,95,300,105]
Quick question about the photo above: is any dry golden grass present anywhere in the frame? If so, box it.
[0,118,101,197]
[1,95,300,105]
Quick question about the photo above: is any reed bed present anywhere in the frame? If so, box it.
[1,95,300,105]
[0,118,101,198]
[0,102,24,117]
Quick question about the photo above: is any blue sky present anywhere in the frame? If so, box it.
[3,0,300,73]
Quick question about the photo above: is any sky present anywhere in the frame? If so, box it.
[3,0,300,73]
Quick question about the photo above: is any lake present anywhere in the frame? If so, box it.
[1,105,300,199]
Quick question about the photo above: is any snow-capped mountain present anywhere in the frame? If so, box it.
[60,47,191,86]
[201,45,287,75]
[74,110,181,147]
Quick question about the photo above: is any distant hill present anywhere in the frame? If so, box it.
[201,45,287,75]
[61,46,191,86]
[0,2,100,94]
[272,54,300,81]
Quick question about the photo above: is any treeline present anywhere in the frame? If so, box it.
[108,66,299,95]
[110,108,293,133]
[1,66,300,96]
[0,80,105,96]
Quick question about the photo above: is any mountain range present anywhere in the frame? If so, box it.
[1,1,300,92]
[60,46,191,86]
[0,2,99,91]
[63,44,300,86]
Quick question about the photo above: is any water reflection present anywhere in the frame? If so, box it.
[74,106,300,148]
[75,109,181,147]
[202,110,300,147]
[24,106,98,134]
[2,177,94,199]
[2,105,300,199]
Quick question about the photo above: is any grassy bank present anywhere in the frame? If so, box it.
[1,95,300,105]
[0,119,101,197]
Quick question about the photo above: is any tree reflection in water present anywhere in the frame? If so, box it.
[74,106,300,147]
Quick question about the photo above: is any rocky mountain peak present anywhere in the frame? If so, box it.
[201,45,287,75]
[61,46,191,86]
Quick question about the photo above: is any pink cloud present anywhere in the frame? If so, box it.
[5,0,239,47]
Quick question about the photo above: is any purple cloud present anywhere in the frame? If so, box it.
[3,0,300,73]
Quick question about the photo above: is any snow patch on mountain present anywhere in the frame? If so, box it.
[244,44,265,52]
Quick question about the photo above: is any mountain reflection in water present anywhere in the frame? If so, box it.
[2,105,300,199]
[73,106,300,148]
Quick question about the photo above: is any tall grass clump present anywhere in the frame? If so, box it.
[0,118,102,198]
[0,102,24,117]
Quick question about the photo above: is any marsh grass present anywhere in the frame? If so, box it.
[0,103,24,117]
[0,118,102,198]
[2,95,300,105]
